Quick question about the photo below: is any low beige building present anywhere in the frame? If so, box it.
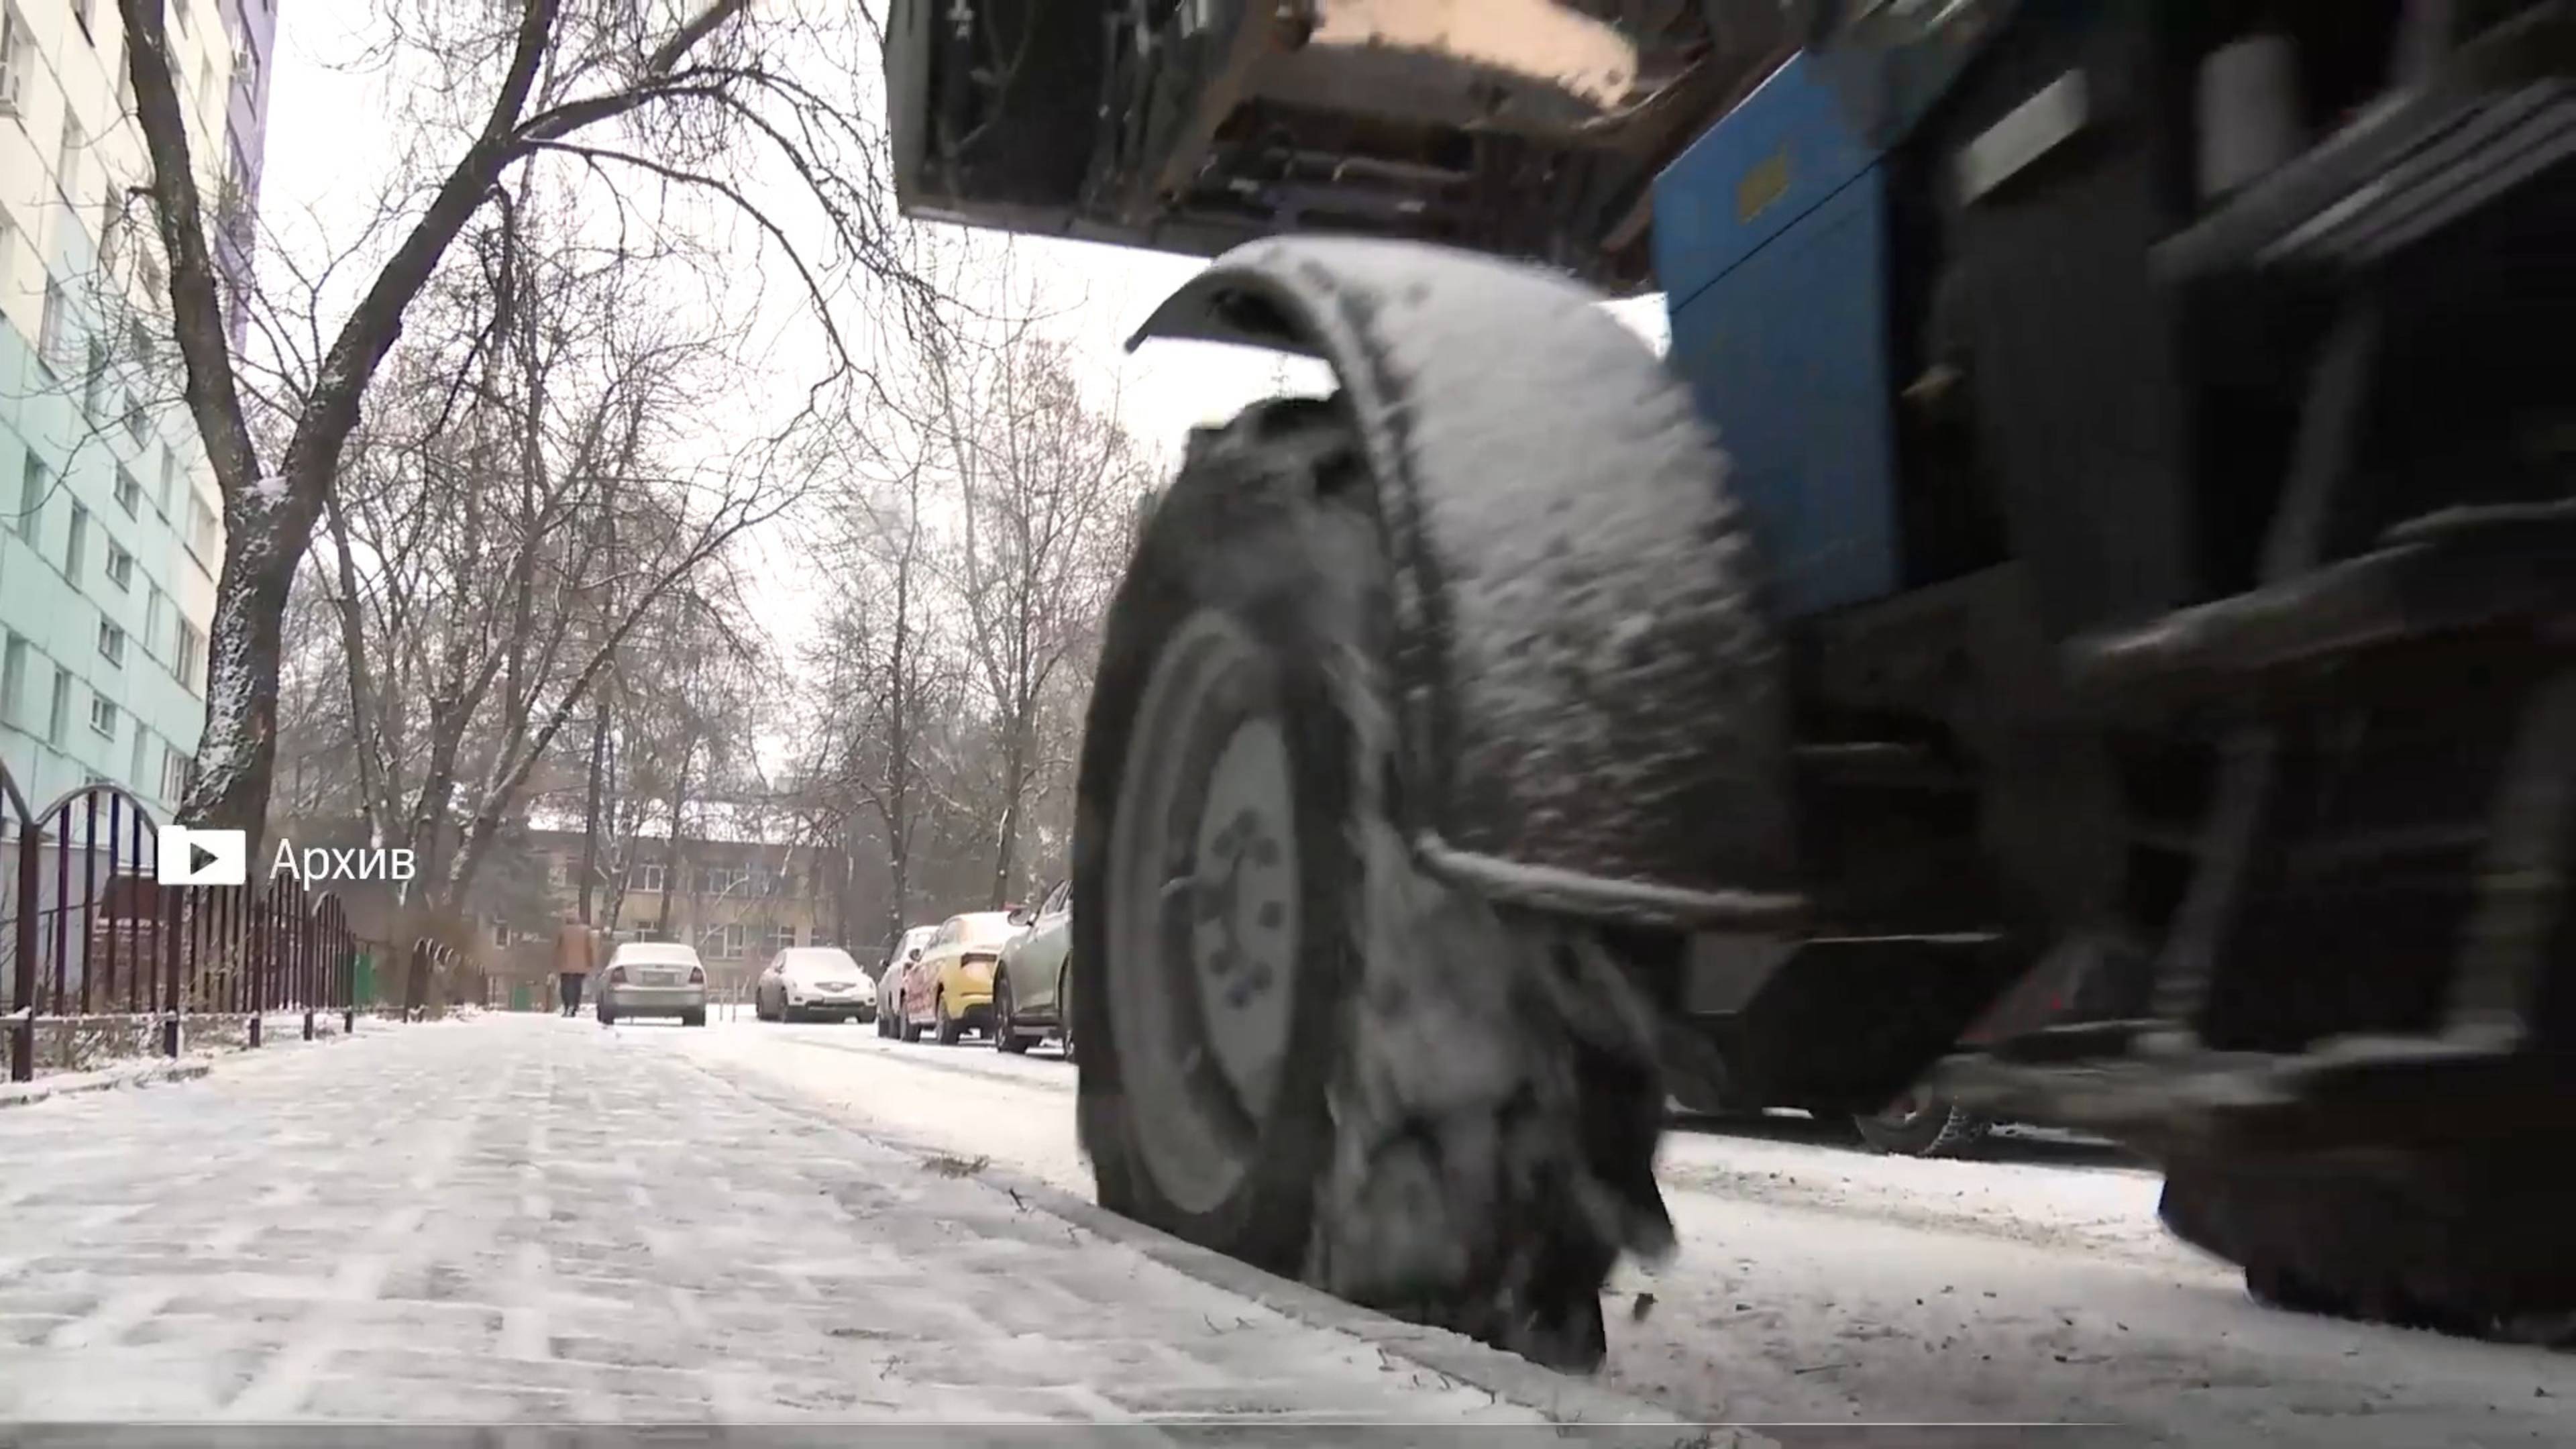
[479,810,847,1004]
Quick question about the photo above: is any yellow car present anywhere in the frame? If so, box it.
[899,910,1022,1045]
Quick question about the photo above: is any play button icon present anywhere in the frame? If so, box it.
[159,826,249,886]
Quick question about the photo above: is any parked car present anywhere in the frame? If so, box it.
[755,946,877,1024]
[875,926,936,1039]
[597,941,708,1026]
[992,879,1073,1057]
[899,910,1019,1045]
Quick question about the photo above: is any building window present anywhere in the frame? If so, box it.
[162,747,191,804]
[156,448,175,515]
[186,492,219,566]
[703,923,748,959]
[105,543,133,590]
[143,586,166,657]
[36,276,72,375]
[123,395,148,447]
[130,725,149,787]
[96,197,121,275]
[66,505,89,578]
[175,620,204,692]
[48,667,72,745]
[89,692,117,739]
[491,920,513,949]
[83,338,110,420]
[636,863,665,894]
[114,467,142,517]
[17,456,47,537]
[768,922,798,955]
[0,635,25,731]
[98,621,125,667]
[56,115,85,209]
[0,5,28,118]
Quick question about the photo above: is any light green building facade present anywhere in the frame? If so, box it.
[1,1,254,818]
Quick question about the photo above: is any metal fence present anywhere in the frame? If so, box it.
[0,775,362,1082]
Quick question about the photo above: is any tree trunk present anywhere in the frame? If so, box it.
[988,719,1029,910]
[578,698,608,924]
[657,746,693,936]
[183,504,301,861]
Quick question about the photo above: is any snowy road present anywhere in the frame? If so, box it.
[672,1018,2576,1446]
[0,1016,1691,1433]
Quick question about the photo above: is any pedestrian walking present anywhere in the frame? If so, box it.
[553,916,598,1017]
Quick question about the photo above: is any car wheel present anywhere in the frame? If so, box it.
[598,1005,615,1026]
[1057,960,1077,1063]
[686,1009,708,1028]
[994,973,1035,1054]
[1069,396,1678,1372]
[900,1002,924,1043]
[934,992,964,1046]
[1851,1092,1992,1157]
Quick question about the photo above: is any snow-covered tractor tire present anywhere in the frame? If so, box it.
[2159,1146,2576,1345]
[1852,1095,1994,1158]
[1067,396,1683,1372]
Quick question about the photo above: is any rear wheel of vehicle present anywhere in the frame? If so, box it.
[685,1009,707,1028]
[899,1004,923,1043]
[598,1005,615,1026]
[1852,1091,1992,1158]
[2161,1144,2576,1344]
[877,1000,896,1038]
[1057,960,1077,1063]
[1069,397,1679,1372]
[934,992,963,1046]
[994,973,1036,1054]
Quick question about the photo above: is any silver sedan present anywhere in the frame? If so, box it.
[598,942,709,1026]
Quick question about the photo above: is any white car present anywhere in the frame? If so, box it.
[756,947,878,1024]
[875,926,936,1039]
[597,941,708,1026]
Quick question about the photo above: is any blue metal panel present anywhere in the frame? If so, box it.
[1652,52,1884,314]
[1666,164,1900,619]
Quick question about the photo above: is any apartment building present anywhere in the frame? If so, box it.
[480,822,851,994]
[0,1,276,816]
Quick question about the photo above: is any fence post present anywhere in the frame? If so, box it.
[301,896,316,1042]
[248,889,266,1050]
[160,879,182,1059]
[7,806,37,1083]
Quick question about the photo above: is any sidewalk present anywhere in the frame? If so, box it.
[0,1014,1723,1440]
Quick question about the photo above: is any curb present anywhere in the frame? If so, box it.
[0,1018,368,1110]
[696,1060,1695,1432]
[0,1058,213,1109]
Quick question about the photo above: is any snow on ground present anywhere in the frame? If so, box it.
[664,1018,2576,1446]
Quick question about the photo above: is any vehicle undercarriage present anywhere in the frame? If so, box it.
[884,0,2576,1366]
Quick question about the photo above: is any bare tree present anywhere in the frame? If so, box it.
[112,0,927,865]
[928,335,1148,908]
[305,186,790,912]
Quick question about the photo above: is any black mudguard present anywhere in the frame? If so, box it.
[1128,237,1804,930]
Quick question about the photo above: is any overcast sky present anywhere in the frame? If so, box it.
[255,7,1666,775]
